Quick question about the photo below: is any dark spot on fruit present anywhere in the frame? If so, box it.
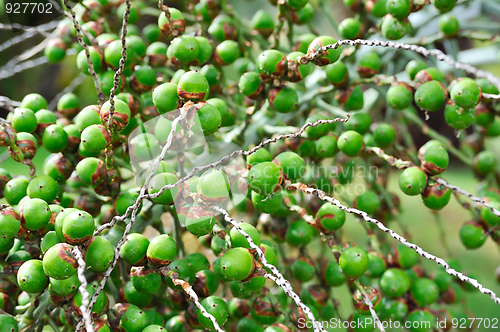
[39,185,43,189]
[22,278,26,282]
[212,304,216,307]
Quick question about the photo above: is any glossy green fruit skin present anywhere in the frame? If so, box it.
[49,273,80,296]
[286,220,315,246]
[337,86,364,110]
[380,268,411,297]
[27,175,58,203]
[251,10,275,37]
[5,177,30,205]
[415,81,448,112]
[0,212,21,238]
[12,108,37,133]
[100,99,131,132]
[393,244,418,269]
[123,281,153,307]
[84,236,114,272]
[421,183,451,210]
[247,161,282,196]
[386,0,411,18]
[75,106,101,131]
[365,252,387,278]
[354,191,381,215]
[305,114,330,139]
[307,36,341,66]
[344,113,372,134]
[474,151,497,176]
[459,221,486,249]
[171,35,200,64]
[119,307,149,332]
[338,131,364,157]
[257,50,287,77]
[239,72,264,99]
[149,172,180,205]
[444,101,475,130]
[177,70,210,101]
[251,190,282,214]
[42,124,68,153]
[387,82,413,110]
[373,123,396,148]
[207,98,234,127]
[481,200,500,225]
[406,310,435,332]
[358,52,381,77]
[76,157,104,185]
[451,80,481,109]
[146,234,177,266]
[21,198,51,231]
[275,152,305,182]
[62,210,95,244]
[316,203,346,232]
[439,14,459,37]
[268,86,298,113]
[81,124,111,153]
[215,40,240,65]
[325,61,349,87]
[77,47,102,75]
[399,167,427,196]
[17,260,48,294]
[291,258,316,282]
[432,270,452,292]
[21,93,47,113]
[185,207,216,237]
[221,248,255,281]
[339,247,369,278]
[230,223,261,249]
[339,18,362,39]
[381,15,410,40]
[120,233,149,265]
[197,169,230,204]
[406,60,427,80]
[421,144,449,175]
[42,243,78,280]
[323,260,348,286]
[197,296,229,330]
[0,314,18,332]
[194,102,222,136]
[315,135,338,159]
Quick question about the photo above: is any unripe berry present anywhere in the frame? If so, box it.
[12,108,37,133]
[197,296,229,330]
[27,175,59,203]
[415,80,448,112]
[411,278,439,307]
[208,15,237,41]
[421,182,451,210]
[21,198,51,231]
[420,144,449,175]
[20,93,47,113]
[257,50,287,77]
[366,0,388,17]
[83,236,114,273]
[73,282,108,316]
[62,210,95,244]
[386,0,412,19]
[459,221,486,249]
[17,259,48,294]
[286,220,315,246]
[315,135,338,159]
[221,248,255,281]
[399,167,428,196]
[193,102,222,136]
[49,273,80,297]
[439,14,459,37]
[358,52,381,78]
[42,243,78,280]
[247,161,282,196]
[373,123,396,148]
[444,100,475,130]
[406,60,427,80]
[387,82,413,110]
[81,124,111,153]
[291,258,316,282]
[250,10,275,38]
[77,47,103,75]
[44,38,67,64]
[147,234,177,266]
[354,190,381,215]
[336,86,364,111]
[42,124,68,153]
[177,70,210,101]
[450,79,482,109]
[307,36,341,66]
[171,35,200,64]
[415,67,445,84]
[381,15,411,40]
[214,40,240,65]
[339,18,363,39]
[406,310,435,332]
[473,150,497,176]
[380,268,411,297]
[158,8,185,36]
[239,71,264,99]
[480,200,500,226]
[316,203,346,233]
[325,61,349,87]
[338,131,364,157]
[185,206,216,237]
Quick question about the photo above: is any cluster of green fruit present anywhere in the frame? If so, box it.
[1,0,500,331]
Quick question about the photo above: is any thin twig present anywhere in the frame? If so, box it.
[72,247,93,332]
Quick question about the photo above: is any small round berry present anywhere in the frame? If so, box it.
[406,60,427,80]
[411,278,439,307]
[357,52,381,78]
[170,35,200,64]
[339,247,369,279]
[99,99,131,132]
[146,234,177,266]
[197,169,230,204]
[444,101,475,130]
[387,82,413,110]
[275,152,305,182]
[177,70,210,101]
[17,259,48,294]
[27,175,59,203]
[386,0,412,18]
[195,36,213,65]
[152,83,179,115]
[214,40,240,65]
[42,243,78,280]
[415,80,448,112]
[123,281,154,308]
[185,206,216,237]
[339,18,363,39]
[366,0,388,17]
[315,135,338,159]
[459,221,486,249]
[247,161,282,196]
[21,198,51,231]
[480,200,500,226]
[49,273,80,297]
[268,86,299,113]
[193,102,222,136]
[291,258,316,282]
[415,67,445,84]
[158,8,185,35]
[197,296,229,330]
[366,252,387,278]
[146,42,168,67]
[230,223,261,249]
[286,220,315,246]
[421,182,451,210]
[120,233,149,266]
[392,244,419,269]
[73,282,108,316]
[398,167,428,196]
[56,93,79,118]
[251,10,275,38]
[251,190,282,214]
[114,190,141,216]
[257,50,287,77]
[420,144,449,175]
[344,113,372,135]
[81,124,111,153]
[77,47,103,75]
[149,172,180,205]
[380,268,411,298]
[239,72,264,99]
[305,114,330,139]
[406,310,435,332]
[118,307,149,332]
[354,190,381,215]
[0,209,21,238]
[20,93,47,113]
[129,133,161,162]
[44,38,67,64]
[294,33,317,53]
[207,98,234,127]
[221,248,255,281]
[12,108,37,133]
[74,105,101,131]
[307,36,341,66]
[316,203,346,233]
[325,61,349,87]
[338,131,364,157]
[104,40,135,70]
[76,157,105,185]
[439,14,459,37]
[62,210,95,245]
[450,79,482,109]
[381,15,411,40]
[336,86,365,110]
[42,124,68,153]
[473,150,497,176]
[84,236,114,273]
[373,123,396,148]
[322,260,347,286]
